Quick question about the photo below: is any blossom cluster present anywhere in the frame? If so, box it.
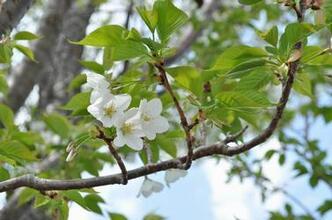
[85,72,169,150]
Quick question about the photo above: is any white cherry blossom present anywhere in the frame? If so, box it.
[164,169,187,186]
[113,108,144,150]
[137,177,164,198]
[137,98,169,140]
[87,94,131,127]
[85,72,111,103]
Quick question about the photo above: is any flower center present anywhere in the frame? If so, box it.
[104,104,116,117]
[122,122,133,135]
[143,114,151,122]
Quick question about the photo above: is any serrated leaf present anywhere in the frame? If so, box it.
[84,194,105,215]
[0,141,36,164]
[293,72,312,98]
[279,23,318,59]
[154,0,188,43]
[137,7,158,33]
[43,113,71,139]
[261,26,278,47]
[166,66,203,97]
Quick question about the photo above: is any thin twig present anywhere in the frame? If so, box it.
[96,127,128,184]
[155,62,197,169]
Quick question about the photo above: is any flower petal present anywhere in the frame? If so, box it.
[85,72,109,89]
[149,116,169,133]
[165,169,187,186]
[146,98,162,116]
[113,133,125,147]
[124,134,143,150]
[115,94,131,111]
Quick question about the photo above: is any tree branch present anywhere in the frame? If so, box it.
[0,0,306,194]
[96,127,128,184]
[0,0,33,36]
[155,62,196,169]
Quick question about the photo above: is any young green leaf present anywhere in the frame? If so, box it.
[154,0,188,43]
[239,0,262,5]
[43,113,71,139]
[14,44,36,61]
[0,104,14,129]
[14,31,40,41]
[137,7,158,33]
[261,26,278,47]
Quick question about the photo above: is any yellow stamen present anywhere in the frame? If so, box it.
[122,122,133,135]
[104,104,116,117]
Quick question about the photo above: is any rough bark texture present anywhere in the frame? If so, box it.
[1,1,95,219]
[0,0,34,35]
[38,2,95,109]
[7,0,71,112]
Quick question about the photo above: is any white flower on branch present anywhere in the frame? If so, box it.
[88,94,131,127]
[114,108,145,150]
[164,169,187,186]
[85,72,111,103]
[138,177,164,198]
[137,98,169,140]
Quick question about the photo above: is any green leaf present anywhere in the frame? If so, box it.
[261,26,278,47]
[317,200,332,216]
[12,131,43,146]
[264,149,277,160]
[278,154,286,165]
[137,7,158,33]
[217,91,272,108]
[324,0,332,32]
[74,25,125,47]
[14,31,39,41]
[68,74,86,91]
[84,194,105,215]
[103,47,114,70]
[0,44,12,63]
[62,92,90,113]
[80,61,105,74]
[0,104,14,129]
[34,194,50,208]
[111,40,148,61]
[239,0,262,5]
[279,23,318,59]
[59,201,69,220]
[293,72,312,98]
[293,161,308,177]
[207,46,268,80]
[152,135,177,158]
[63,190,89,210]
[309,175,319,188]
[0,167,10,181]
[236,68,272,90]
[144,213,165,220]
[154,0,188,43]
[0,74,8,94]
[166,66,203,97]
[0,141,36,164]
[13,44,35,61]
[43,113,71,139]
[109,212,128,220]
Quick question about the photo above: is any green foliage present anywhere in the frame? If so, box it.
[13,31,40,41]
[43,113,71,139]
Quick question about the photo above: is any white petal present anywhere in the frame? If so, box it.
[149,116,169,133]
[165,169,187,186]
[124,135,143,150]
[145,130,156,140]
[139,178,164,198]
[87,102,103,120]
[113,133,125,147]
[151,180,164,193]
[124,108,139,120]
[114,94,131,111]
[85,72,109,89]
[146,98,162,116]
[90,88,112,103]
